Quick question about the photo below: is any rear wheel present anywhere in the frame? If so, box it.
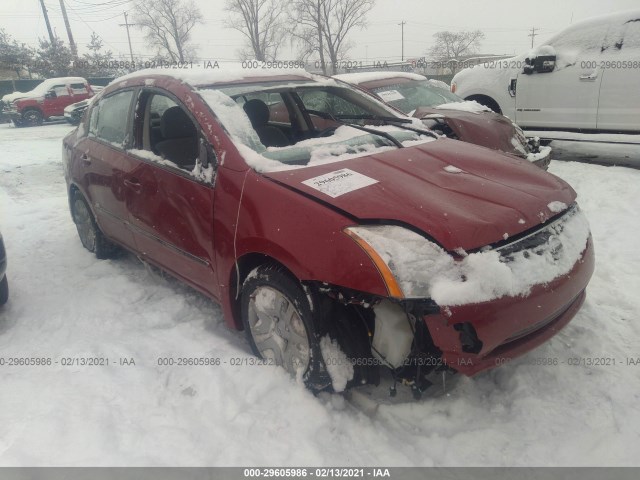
[241,266,331,391]
[0,276,8,305]
[71,191,118,259]
[22,109,43,127]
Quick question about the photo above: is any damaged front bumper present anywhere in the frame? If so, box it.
[421,235,594,375]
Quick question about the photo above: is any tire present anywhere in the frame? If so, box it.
[241,265,332,391]
[21,109,44,127]
[71,191,119,259]
[0,276,8,306]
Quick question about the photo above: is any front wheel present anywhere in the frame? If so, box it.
[71,191,118,259]
[22,109,43,127]
[241,266,331,391]
[0,276,8,305]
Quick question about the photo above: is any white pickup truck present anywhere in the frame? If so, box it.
[451,10,640,132]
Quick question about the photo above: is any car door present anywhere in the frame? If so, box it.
[45,84,72,117]
[515,21,610,129]
[69,82,93,103]
[597,17,640,131]
[123,89,218,297]
[74,89,137,249]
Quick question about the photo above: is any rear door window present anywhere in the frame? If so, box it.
[70,83,89,94]
[90,90,134,146]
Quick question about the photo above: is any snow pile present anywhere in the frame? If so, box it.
[427,79,451,90]
[434,100,492,114]
[548,201,568,213]
[349,206,590,305]
[319,336,354,392]
[526,145,551,163]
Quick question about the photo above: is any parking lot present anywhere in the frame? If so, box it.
[0,122,639,466]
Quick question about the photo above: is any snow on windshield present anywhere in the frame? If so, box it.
[197,86,436,173]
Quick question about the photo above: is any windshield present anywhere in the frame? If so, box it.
[371,80,461,113]
[198,81,436,172]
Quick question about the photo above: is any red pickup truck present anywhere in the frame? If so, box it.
[2,77,94,127]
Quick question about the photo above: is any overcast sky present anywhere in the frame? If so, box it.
[1,0,639,65]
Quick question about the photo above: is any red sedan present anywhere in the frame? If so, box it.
[334,72,551,170]
[62,68,594,396]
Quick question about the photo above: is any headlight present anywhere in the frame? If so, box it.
[344,225,454,299]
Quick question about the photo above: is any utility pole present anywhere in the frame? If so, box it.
[59,0,78,57]
[528,27,538,48]
[398,20,406,62]
[119,12,136,62]
[38,0,56,45]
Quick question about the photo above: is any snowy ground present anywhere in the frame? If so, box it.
[0,122,639,466]
[524,130,640,169]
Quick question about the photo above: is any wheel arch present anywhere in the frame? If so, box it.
[465,94,503,114]
[21,106,45,119]
[227,251,302,330]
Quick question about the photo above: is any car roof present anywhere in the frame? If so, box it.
[112,67,326,89]
[334,71,426,85]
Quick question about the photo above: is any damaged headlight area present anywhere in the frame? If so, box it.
[344,206,590,308]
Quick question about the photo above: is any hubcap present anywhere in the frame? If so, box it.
[248,286,310,376]
[73,199,96,251]
[24,112,41,126]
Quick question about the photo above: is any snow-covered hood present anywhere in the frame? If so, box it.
[2,91,42,103]
[263,138,575,251]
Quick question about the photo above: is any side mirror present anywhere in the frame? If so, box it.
[45,90,57,99]
[523,45,557,74]
[198,137,216,169]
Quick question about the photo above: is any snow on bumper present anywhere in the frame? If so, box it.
[424,234,594,376]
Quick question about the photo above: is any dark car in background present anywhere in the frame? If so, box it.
[335,72,551,169]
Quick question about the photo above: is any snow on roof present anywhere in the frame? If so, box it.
[113,65,320,88]
[333,71,426,85]
[544,8,640,45]
[1,77,89,102]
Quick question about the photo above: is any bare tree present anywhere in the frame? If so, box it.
[428,30,485,75]
[290,0,375,74]
[134,0,203,63]
[225,0,288,61]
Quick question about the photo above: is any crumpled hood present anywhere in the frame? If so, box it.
[263,138,575,251]
[413,106,529,158]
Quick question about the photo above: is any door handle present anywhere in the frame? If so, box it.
[80,154,91,165]
[579,72,598,81]
[124,178,142,193]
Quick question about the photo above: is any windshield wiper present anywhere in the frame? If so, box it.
[305,109,404,148]
[335,114,439,139]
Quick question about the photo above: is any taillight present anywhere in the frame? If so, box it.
[451,82,457,93]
